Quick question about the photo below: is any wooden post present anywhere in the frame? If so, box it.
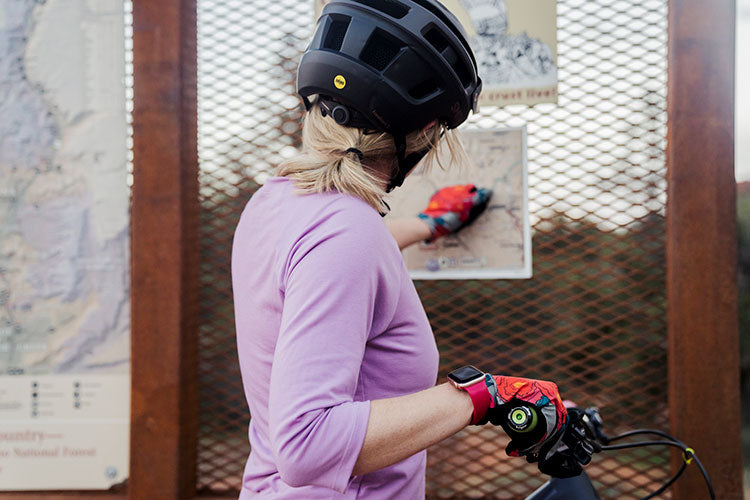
[667,0,741,498]
[130,1,199,499]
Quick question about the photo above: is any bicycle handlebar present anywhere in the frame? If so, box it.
[503,404,715,499]
[500,404,599,476]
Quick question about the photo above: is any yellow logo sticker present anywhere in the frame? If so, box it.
[334,74,346,89]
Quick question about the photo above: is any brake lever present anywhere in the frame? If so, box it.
[581,406,609,445]
[535,407,599,478]
[501,404,604,478]
[560,415,596,465]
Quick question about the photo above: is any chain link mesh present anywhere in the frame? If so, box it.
[195,0,669,497]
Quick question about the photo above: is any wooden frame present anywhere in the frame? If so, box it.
[666,0,741,498]
[129,0,199,499]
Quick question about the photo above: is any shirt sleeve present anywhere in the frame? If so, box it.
[268,210,391,492]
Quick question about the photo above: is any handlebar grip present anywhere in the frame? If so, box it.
[500,403,546,449]
[508,405,538,433]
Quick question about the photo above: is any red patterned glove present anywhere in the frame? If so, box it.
[418,184,492,241]
[450,367,567,462]
[484,375,567,461]
[448,367,567,461]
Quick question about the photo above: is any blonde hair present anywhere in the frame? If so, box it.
[277,98,468,212]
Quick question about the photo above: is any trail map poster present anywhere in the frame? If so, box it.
[386,128,531,279]
[313,0,558,107]
[0,0,129,490]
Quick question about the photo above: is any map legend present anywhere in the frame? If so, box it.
[0,374,129,489]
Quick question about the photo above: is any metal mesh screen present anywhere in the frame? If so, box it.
[195,0,669,497]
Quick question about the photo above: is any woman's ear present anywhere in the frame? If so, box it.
[422,120,438,133]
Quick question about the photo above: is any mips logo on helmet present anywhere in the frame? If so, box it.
[333,74,346,89]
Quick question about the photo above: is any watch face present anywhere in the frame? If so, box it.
[448,365,484,385]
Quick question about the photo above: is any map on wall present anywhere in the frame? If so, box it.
[386,128,531,279]
[0,0,129,490]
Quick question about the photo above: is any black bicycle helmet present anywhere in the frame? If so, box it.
[296,0,482,190]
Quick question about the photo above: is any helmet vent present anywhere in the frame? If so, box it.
[412,0,460,38]
[454,60,471,87]
[423,26,472,88]
[360,28,404,71]
[351,0,409,19]
[323,16,350,51]
[409,78,440,100]
[423,27,449,52]
[413,0,476,71]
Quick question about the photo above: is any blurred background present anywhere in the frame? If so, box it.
[0,0,744,497]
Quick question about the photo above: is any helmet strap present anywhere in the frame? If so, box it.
[378,199,391,218]
[386,134,432,192]
[387,134,408,193]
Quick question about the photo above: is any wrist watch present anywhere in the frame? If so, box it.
[448,365,493,425]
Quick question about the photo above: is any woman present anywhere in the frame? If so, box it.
[232,0,567,497]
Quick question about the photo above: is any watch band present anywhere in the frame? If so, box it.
[464,375,492,425]
[448,366,495,425]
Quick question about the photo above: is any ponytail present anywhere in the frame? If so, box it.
[277,97,469,211]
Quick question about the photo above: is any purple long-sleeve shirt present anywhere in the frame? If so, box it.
[232,177,440,498]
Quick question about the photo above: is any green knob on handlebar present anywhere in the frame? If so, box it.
[508,405,538,433]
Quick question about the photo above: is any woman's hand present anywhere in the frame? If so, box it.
[451,366,567,462]
[418,184,492,241]
[483,375,568,462]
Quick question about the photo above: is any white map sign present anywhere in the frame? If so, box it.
[387,127,531,279]
[0,0,129,490]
